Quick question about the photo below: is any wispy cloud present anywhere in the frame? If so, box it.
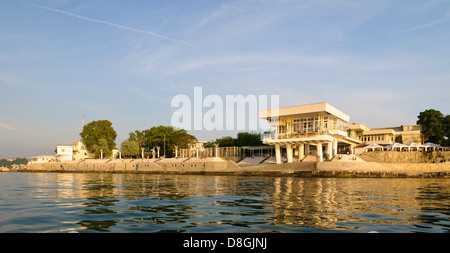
[0,123,17,131]
[0,122,54,137]
[16,0,192,46]
[396,11,450,34]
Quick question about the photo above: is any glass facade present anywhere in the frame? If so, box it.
[289,116,347,134]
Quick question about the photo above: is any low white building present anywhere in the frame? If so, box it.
[56,145,73,161]
[27,155,56,164]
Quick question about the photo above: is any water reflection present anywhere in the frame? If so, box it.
[1,173,450,232]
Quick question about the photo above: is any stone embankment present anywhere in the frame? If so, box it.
[5,153,450,178]
[360,151,450,163]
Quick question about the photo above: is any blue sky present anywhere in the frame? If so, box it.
[1,0,449,158]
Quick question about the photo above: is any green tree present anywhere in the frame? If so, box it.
[443,115,450,146]
[205,132,262,148]
[0,158,28,168]
[236,132,262,146]
[91,138,111,158]
[417,109,445,144]
[129,126,197,158]
[395,135,403,144]
[215,136,237,147]
[121,140,140,158]
[80,120,117,158]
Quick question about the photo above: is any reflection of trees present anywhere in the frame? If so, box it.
[77,219,118,232]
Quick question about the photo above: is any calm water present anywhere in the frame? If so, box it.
[1,172,450,233]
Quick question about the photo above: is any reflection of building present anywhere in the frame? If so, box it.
[348,123,422,145]
[259,102,361,163]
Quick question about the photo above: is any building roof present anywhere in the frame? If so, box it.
[362,129,396,135]
[258,102,350,122]
[347,123,371,131]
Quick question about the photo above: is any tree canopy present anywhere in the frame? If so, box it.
[0,158,27,168]
[80,120,117,158]
[205,132,262,147]
[417,109,449,145]
[128,125,197,158]
[236,132,262,146]
[443,114,450,146]
[120,139,140,158]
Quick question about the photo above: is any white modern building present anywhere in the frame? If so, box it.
[259,102,361,163]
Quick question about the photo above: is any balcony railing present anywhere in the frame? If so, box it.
[262,131,323,142]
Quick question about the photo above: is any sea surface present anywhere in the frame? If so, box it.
[1,172,450,233]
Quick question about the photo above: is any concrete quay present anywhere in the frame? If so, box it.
[8,156,450,178]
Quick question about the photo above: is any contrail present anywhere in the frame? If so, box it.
[16,0,191,45]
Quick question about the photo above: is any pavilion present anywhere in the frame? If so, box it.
[258,102,361,163]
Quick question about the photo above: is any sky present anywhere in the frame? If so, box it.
[1,0,449,159]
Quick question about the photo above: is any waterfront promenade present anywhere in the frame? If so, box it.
[5,152,450,178]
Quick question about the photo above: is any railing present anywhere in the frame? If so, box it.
[262,131,323,142]
[178,146,242,158]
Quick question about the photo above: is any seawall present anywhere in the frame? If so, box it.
[360,151,450,163]
[7,157,450,178]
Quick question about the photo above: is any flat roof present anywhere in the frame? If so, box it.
[258,102,350,122]
[362,129,396,135]
[348,123,371,131]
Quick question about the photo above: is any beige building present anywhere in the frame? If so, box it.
[259,102,361,163]
[73,140,93,161]
[56,140,94,162]
[348,123,422,145]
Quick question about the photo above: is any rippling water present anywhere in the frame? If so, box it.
[1,172,450,233]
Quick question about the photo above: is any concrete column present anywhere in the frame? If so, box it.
[286,143,293,163]
[333,139,338,157]
[327,142,333,160]
[317,143,323,162]
[298,144,305,161]
[350,144,355,154]
[275,144,281,164]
